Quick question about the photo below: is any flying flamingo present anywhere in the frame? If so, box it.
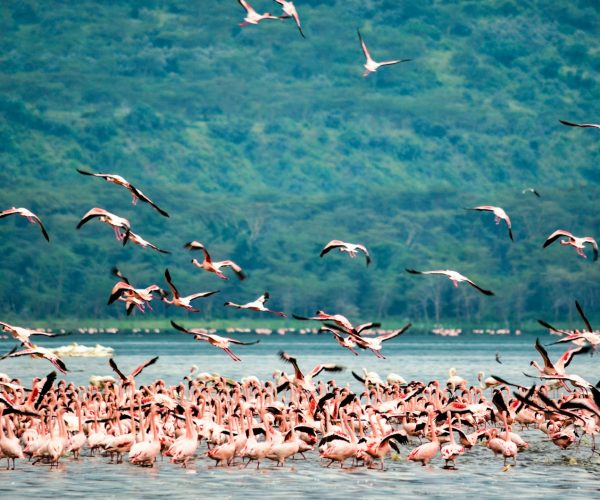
[184,241,246,280]
[357,28,411,77]
[9,342,68,373]
[522,187,541,197]
[171,321,259,362]
[559,119,600,129]
[405,268,494,295]
[108,356,159,387]
[161,269,220,312]
[76,168,169,216]
[465,205,513,241]
[274,0,305,38]
[224,292,287,317]
[126,231,170,254]
[320,240,371,265]
[543,230,598,261]
[76,208,131,243]
[0,321,67,344]
[278,351,343,391]
[0,207,49,241]
[238,0,287,26]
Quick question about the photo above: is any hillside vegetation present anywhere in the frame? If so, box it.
[0,0,599,327]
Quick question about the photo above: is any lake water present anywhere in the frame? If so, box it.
[1,329,598,499]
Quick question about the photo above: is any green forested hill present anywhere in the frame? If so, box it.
[0,0,598,326]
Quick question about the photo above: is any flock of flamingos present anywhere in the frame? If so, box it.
[0,0,599,475]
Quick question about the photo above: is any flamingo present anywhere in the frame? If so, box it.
[162,268,220,312]
[345,323,412,359]
[320,240,371,265]
[76,168,169,216]
[0,407,24,469]
[126,231,170,253]
[171,321,259,362]
[238,0,287,26]
[405,268,494,295]
[184,241,245,280]
[278,351,344,392]
[522,187,541,197]
[76,208,131,242]
[0,207,49,241]
[8,342,68,373]
[0,321,66,343]
[108,356,159,387]
[357,28,411,77]
[465,205,513,241]
[559,119,600,129]
[543,230,598,261]
[224,292,287,317]
[440,412,465,469]
[407,410,440,466]
[274,0,305,38]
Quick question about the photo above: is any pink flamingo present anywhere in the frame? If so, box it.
[358,29,411,77]
[238,0,287,26]
[320,239,371,265]
[171,321,259,362]
[225,292,287,317]
[407,410,440,466]
[76,168,169,216]
[184,241,245,280]
[543,229,598,261]
[162,268,220,312]
[405,268,494,295]
[465,205,513,241]
[0,207,49,241]
[76,207,131,242]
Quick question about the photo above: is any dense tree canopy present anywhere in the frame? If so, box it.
[0,0,598,327]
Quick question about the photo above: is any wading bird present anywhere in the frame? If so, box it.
[543,230,598,261]
[127,231,170,254]
[184,241,245,280]
[171,321,259,362]
[405,269,494,296]
[0,321,67,344]
[320,240,371,265]
[465,205,513,241]
[278,351,343,391]
[76,168,169,217]
[9,343,68,373]
[0,207,49,241]
[358,29,411,77]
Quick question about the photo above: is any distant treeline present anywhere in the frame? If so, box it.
[0,0,598,326]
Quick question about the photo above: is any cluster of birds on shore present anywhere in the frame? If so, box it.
[0,0,599,476]
[1,313,600,472]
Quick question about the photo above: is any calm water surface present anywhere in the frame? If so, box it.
[1,330,599,499]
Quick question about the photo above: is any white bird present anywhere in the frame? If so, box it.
[161,269,220,312]
[405,268,494,295]
[127,231,170,254]
[225,292,287,317]
[465,205,513,241]
[543,230,598,261]
[0,321,65,344]
[274,0,305,38]
[76,208,131,242]
[171,321,259,362]
[357,29,411,77]
[320,240,371,265]
[238,0,287,26]
[0,207,49,241]
[76,168,169,216]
